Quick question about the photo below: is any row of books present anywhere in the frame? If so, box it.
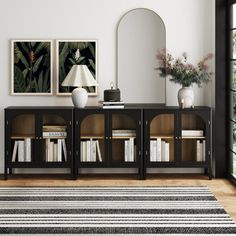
[112,129,136,137]
[196,140,206,162]
[43,125,67,138]
[12,138,31,162]
[99,101,124,109]
[124,138,136,162]
[45,139,67,162]
[150,139,170,162]
[80,139,102,162]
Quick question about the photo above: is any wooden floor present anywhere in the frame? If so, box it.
[0,174,236,222]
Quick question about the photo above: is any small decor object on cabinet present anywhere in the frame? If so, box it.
[156,50,213,108]
[56,40,97,96]
[101,82,124,108]
[11,40,52,95]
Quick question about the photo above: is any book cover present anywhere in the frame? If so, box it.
[182,130,204,137]
[43,131,67,137]
[86,140,91,162]
[18,141,24,162]
[96,140,102,162]
[124,140,129,162]
[11,141,18,162]
[202,140,206,162]
[129,138,134,162]
[165,142,170,162]
[57,139,62,162]
[156,138,162,162]
[196,140,201,162]
[24,138,31,162]
[53,143,58,162]
[62,139,67,162]
[91,140,96,162]
[161,141,166,162]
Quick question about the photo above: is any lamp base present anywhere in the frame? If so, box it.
[72,87,88,108]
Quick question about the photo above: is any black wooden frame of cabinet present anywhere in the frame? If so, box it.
[4,105,212,180]
[143,107,212,180]
[4,107,74,180]
[74,108,144,180]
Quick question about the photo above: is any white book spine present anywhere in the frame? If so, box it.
[129,138,134,162]
[124,140,128,162]
[156,138,162,162]
[92,141,96,162]
[161,141,166,162]
[45,139,50,162]
[83,141,86,162]
[196,140,201,162]
[153,140,157,162]
[49,142,54,162]
[165,142,170,162]
[12,141,18,162]
[199,141,203,162]
[150,140,154,162]
[24,138,31,162]
[202,140,206,162]
[18,141,24,162]
[96,140,102,162]
[80,142,83,161]
[57,140,62,162]
[86,140,91,162]
[54,143,58,162]
[62,139,67,162]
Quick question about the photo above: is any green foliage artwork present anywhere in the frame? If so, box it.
[58,41,97,94]
[12,41,52,94]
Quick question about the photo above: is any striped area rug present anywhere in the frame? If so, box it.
[0,186,235,235]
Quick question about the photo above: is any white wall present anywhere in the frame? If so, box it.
[0,0,215,173]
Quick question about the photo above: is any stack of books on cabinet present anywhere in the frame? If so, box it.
[100,101,124,109]
[80,139,102,162]
[11,138,32,162]
[181,130,205,162]
[43,125,67,162]
[150,138,170,162]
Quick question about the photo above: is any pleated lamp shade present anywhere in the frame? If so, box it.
[61,65,97,87]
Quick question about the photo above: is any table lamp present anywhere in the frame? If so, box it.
[61,65,98,108]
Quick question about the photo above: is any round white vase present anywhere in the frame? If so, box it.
[177,86,194,108]
[72,87,88,108]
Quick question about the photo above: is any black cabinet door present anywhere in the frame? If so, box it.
[36,109,73,167]
[5,109,37,168]
[144,109,177,168]
[74,109,108,172]
[108,109,142,168]
[4,108,73,179]
[177,109,211,168]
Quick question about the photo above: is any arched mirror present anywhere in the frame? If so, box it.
[117,8,166,104]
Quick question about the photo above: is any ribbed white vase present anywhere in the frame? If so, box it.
[177,86,194,108]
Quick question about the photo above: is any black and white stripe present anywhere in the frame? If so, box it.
[0,186,235,235]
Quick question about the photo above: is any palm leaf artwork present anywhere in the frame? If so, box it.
[58,41,96,93]
[13,41,51,93]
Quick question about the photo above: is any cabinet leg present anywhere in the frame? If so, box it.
[208,167,212,180]
[4,167,8,180]
[9,168,12,175]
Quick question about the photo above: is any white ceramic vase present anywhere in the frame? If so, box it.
[72,87,88,108]
[177,86,194,108]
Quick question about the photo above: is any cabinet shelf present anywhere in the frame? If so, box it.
[11,134,35,139]
[150,135,173,139]
[81,135,104,139]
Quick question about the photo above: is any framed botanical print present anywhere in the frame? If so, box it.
[11,40,52,95]
[56,40,97,95]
